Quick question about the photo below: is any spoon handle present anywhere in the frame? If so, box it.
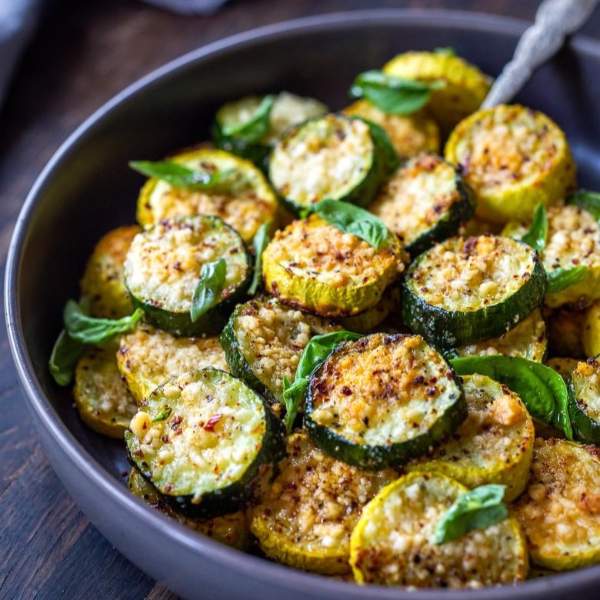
[482,0,599,108]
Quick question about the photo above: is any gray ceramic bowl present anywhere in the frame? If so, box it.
[6,9,600,600]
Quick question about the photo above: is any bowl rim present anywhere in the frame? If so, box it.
[5,8,600,598]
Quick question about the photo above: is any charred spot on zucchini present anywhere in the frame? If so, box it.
[136,148,278,243]
[445,105,575,224]
[407,374,534,501]
[220,296,338,405]
[213,92,327,165]
[125,368,280,518]
[350,471,528,587]
[402,235,546,348]
[262,214,404,318]
[457,309,547,363]
[249,432,396,575]
[568,359,600,444]
[343,100,439,158]
[514,438,600,570]
[80,225,140,318]
[305,333,466,469]
[369,153,475,256]
[124,216,250,336]
[128,467,248,549]
[117,323,228,403]
[383,51,492,133]
[269,114,393,214]
[74,345,137,438]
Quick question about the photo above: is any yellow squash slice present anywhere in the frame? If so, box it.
[407,374,534,501]
[350,471,528,588]
[583,301,600,357]
[343,100,439,158]
[383,50,492,133]
[128,467,248,549]
[249,432,397,575]
[117,323,228,403]
[513,438,600,570]
[74,345,137,438]
[262,214,405,317]
[136,147,278,243]
[445,105,576,224]
[80,225,140,318]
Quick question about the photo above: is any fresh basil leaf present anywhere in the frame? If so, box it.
[520,203,548,253]
[433,484,508,544]
[248,222,271,295]
[434,47,456,56]
[451,355,573,439]
[221,94,275,143]
[282,330,363,433]
[64,301,144,345]
[48,330,85,386]
[355,117,399,175]
[350,70,443,115]
[129,160,241,192]
[546,265,589,294]
[314,199,391,249]
[153,407,172,422]
[190,258,227,322]
[567,189,600,222]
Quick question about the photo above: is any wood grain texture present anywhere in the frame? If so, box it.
[1,1,599,598]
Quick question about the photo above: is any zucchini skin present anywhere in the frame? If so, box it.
[569,389,600,445]
[126,370,284,519]
[212,122,270,168]
[304,334,467,469]
[402,242,547,349]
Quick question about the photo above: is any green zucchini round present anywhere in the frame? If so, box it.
[568,359,600,444]
[220,296,338,405]
[369,153,475,256]
[305,333,466,469]
[124,215,251,337]
[269,113,396,214]
[125,368,283,518]
[212,92,328,167]
[402,235,546,348]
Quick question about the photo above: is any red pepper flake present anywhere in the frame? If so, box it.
[203,414,222,432]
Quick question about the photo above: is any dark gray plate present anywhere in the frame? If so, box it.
[5,9,600,600]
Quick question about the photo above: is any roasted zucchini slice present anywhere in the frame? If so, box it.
[128,467,248,549]
[124,216,250,336]
[402,235,546,348]
[74,345,137,438]
[339,285,400,333]
[213,92,327,165]
[383,50,492,133]
[269,114,394,214]
[249,432,396,574]
[546,307,585,359]
[343,100,439,158]
[545,357,579,379]
[456,309,547,363]
[126,368,280,518]
[407,374,534,501]
[584,301,600,357]
[504,205,600,307]
[445,104,576,224]
[350,471,528,587]
[220,296,338,405]
[136,148,278,243]
[262,214,405,318]
[369,153,474,256]
[568,359,600,444]
[117,323,228,403]
[514,438,600,570]
[305,333,466,469]
[80,225,140,318]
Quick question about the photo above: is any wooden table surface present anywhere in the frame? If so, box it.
[1,1,599,598]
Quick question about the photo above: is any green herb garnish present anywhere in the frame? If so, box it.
[520,203,548,253]
[221,94,275,143]
[546,265,589,295]
[190,258,227,322]
[248,222,271,296]
[48,330,85,386]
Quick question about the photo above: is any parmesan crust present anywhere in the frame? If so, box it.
[409,235,536,312]
[571,359,600,420]
[250,432,396,574]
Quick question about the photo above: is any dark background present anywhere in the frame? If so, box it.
[1,1,600,598]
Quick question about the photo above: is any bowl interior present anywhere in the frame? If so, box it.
[9,10,600,597]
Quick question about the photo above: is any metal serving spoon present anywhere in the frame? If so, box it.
[482,0,599,108]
